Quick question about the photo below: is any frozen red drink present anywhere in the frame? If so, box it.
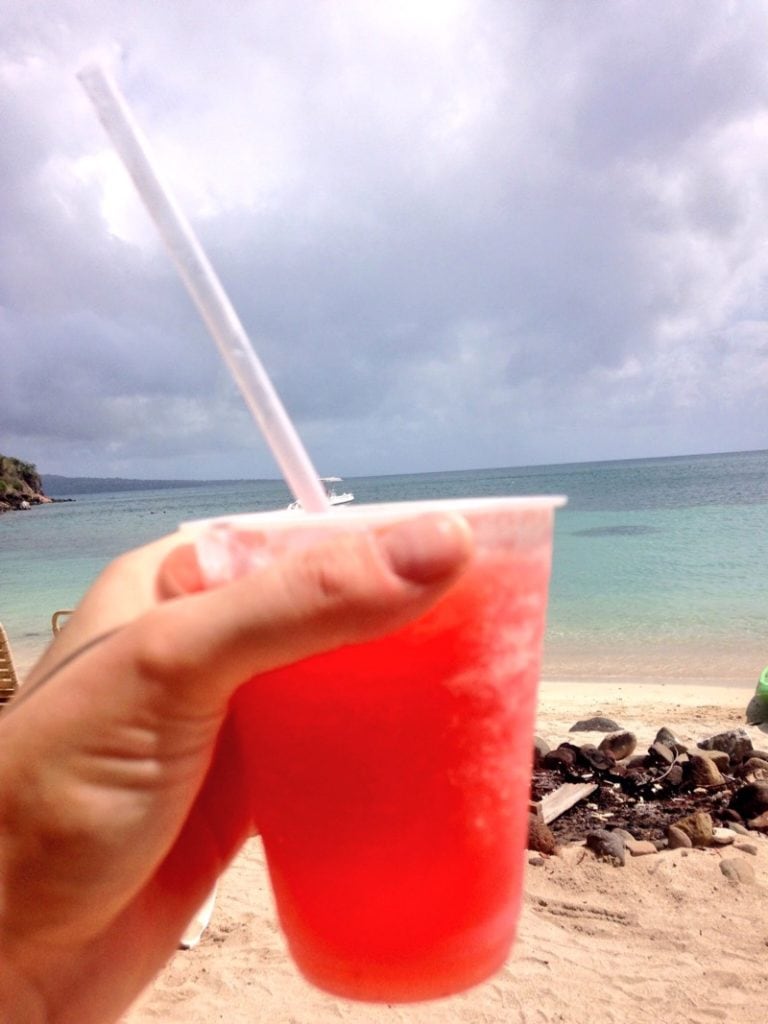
[188,497,562,1002]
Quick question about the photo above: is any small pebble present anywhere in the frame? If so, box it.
[725,820,750,835]
[625,838,658,857]
[719,858,756,885]
[735,842,758,856]
[710,827,737,847]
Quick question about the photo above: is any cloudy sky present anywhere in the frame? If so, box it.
[3,1,768,480]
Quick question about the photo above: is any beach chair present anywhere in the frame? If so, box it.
[51,609,74,636]
[0,622,20,709]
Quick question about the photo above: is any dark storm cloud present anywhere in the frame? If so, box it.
[2,0,768,478]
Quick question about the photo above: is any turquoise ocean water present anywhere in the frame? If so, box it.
[1,450,767,683]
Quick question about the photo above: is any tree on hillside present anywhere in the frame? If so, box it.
[0,455,46,509]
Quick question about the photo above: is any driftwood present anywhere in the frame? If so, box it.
[530,782,598,825]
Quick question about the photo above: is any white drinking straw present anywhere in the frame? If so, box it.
[77,64,330,513]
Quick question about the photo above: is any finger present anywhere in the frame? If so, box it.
[123,511,474,712]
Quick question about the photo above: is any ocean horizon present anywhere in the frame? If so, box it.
[39,445,767,494]
[3,448,768,685]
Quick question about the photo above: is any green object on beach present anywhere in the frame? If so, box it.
[746,666,768,725]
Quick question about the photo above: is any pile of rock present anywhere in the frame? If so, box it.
[529,720,768,870]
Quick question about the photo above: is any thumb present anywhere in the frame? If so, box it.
[134,511,474,712]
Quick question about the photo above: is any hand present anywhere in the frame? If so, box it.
[0,513,472,1024]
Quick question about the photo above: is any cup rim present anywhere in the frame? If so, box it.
[181,494,567,532]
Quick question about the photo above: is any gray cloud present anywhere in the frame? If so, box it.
[2,1,768,480]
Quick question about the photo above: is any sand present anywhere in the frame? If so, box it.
[122,679,768,1024]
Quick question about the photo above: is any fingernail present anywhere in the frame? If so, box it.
[378,513,473,585]
[195,525,274,585]
[158,544,207,597]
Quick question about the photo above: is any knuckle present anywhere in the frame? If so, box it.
[306,551,354,604]
[289,533,400,624]
[129,615,194,683]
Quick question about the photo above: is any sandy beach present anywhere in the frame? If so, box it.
[121,679,768,1024]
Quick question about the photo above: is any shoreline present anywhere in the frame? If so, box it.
[542,639,766,688]
[10,635,766,692]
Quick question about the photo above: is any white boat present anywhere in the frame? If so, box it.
[287,477,354,512]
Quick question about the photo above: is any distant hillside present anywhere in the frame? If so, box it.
[0,455,50,511]
[41,475,221,496]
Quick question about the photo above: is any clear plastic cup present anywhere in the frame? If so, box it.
[182,496,564,1002]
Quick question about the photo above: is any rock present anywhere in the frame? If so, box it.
[532,736,550,769]
[623,767,651,792]
[654,726,677,746]
[647,741,676,766]
[654,727,687,753]
[599,731,637,761]
[739,757,768,781]
[665,764,685,787]
[578,744,614,771]
[621,767,648,790]
[735,842,759,856]
[698,729,753,763]
[611,828,634,843]
[667,825,693,849]
[673,811,714,847]
[528,855,546,867]
[624,838,658,857]
[585,829,626,866]
[719,858,756,885]
[710,827,737,846]
[528,814,557,854]
[729,782,768,820]
[726,821,751,836]
[569,717,622,733]
[748,811,768,832]
[688,754,725,787]
[626,754,648,769]
[721,808,744,824]
[543,747,577,771]
[696,748,730,771]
